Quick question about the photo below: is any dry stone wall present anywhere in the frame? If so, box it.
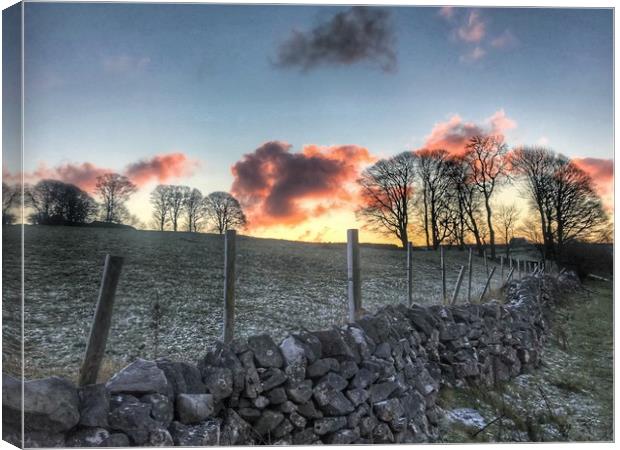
[2,272,580,447]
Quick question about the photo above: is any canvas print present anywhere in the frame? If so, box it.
[1,1,614,447]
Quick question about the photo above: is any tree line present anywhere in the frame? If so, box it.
[3,173,247,235]
[149,185,246,233]
[357,135,609,262]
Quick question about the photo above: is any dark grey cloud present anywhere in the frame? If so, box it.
[275,7,397,72]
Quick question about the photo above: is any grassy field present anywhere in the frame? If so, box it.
[438,279,614,442]
[3,225,503,381]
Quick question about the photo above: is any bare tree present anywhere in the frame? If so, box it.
[416,149,454,249]
[27,179,98,225]
[184,188,204,232]
[551,157,607,257]
[95,173,137,223]
[2,182,19,225]
[464,135,509,258]
[445,156,485,255]
[167,185,190,232]
[357,152,416,248]
[510,146,556,259]
[150,185,172,231]
[497,203,519,258]
[205,191,247,234]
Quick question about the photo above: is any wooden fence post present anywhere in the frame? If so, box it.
[451,265,465,305]
[483,250,489,276]
[517,259,522,279]
[223,229,236,344]
[467,247,473,303]
[407,242,413,306]
[440,246,446,304]
[79,254,124,386]
[500,256,504,282]
[479,266,496,303]
[347,229,361,321]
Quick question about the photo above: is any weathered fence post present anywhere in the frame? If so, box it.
[451,265,466,305]
[506,266,515,283]
[479,266,496,303]
[440,246,446,304]
[223,229,236,344]
[500,256,504,282]
[517,259,522,279]
[79,254,124,386]
[483,250,489,276]
[347,229,361,321]
[467,247,473,303]
[407,241,413,306]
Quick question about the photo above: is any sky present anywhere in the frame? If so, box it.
[2,3,614,243]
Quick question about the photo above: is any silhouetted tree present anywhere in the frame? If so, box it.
[357,151,416,248]
[168,185,190,232]
[497,203,519,258]
[27,179,98,224]
[416,149,454,249]
[205,191,247,234]
[2,182,19,225]
[184,188,204,232]
[464,135,509,258]
[150,185,172,231]
[95,173,137,223]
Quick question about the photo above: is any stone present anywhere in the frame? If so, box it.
[293,428,318,445]
[78,384,109,428]
[347,404,370,428]
[106,359,169,396]
[284,360,306,385]
[100,433,131,447]
[346,388,369,407]
[169,419,221,446]
[359,416,378,438]
[279,335,308,365]
[248,334,283,368]
[107,400,159,445]
[373,422,395,443]
[267,387,287,405]
[278,400,297,414]
[147,428,174,446]
[272,418,294,439]
[369,381,398,403]
[296,401,323,419]
[313,385,355,416]
[339,360,359,379]
[260,368,287,391]
[66,427,110,447]
[253,410,284,436]
[324,428,360,444]
[289,411,307,429]
[141,393,173,426]
[350,368,375,389]
[176,393,215,424]
[311,330,356,361]
[202,366,233,401]
[220,409,254,445]
[314,416,347,435]
[373,398,405,423]
[3,374,80,433]
[156,360,205,396]
[316,372,348,391]
[19,430,66,448]
[253,395,270,409]
[286,379,313,404]
[238,407,261,423]
[294,331,323,363]
[374,342,392,359]
[307,358,339,378]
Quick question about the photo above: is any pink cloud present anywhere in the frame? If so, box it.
[422,109,517,156]
[5,152,199,193]
[231,141,375,228]
[572,157,614,210]
[491,29,518,49]
[457,10,486,43]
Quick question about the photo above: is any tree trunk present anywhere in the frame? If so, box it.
[484,195,496,258]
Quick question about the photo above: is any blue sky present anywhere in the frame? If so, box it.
[4,3,614,239]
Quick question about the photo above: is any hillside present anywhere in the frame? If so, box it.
[3,225,503,380]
